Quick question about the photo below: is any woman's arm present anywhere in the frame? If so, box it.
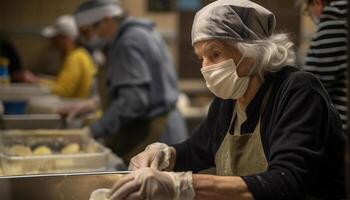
[108,169,254,200]
[173,98,226,172]
[193,174,253,200]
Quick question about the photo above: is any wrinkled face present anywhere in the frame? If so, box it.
[194,40,252,77]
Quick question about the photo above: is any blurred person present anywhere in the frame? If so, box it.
[303,0,348,132]
[0,33,24,82]
[111,0,345,199]
[67,0,188,162]
[76,17,107,97]
[77,19,107,69]
[22,15,96,99]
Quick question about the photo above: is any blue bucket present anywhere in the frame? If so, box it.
[3,100,28,114]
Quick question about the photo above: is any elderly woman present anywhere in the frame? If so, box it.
[107,0,345,199]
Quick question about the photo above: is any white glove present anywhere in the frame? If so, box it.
[108,168,195,200]
[128,143,173,171]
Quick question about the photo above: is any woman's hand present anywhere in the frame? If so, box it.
[20,70,41,83]
[108,168,195,200]
[193,174,254,200]
[128,143,176,171]
[56,97,99,122]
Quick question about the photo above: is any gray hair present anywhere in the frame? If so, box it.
[226,33,296,78]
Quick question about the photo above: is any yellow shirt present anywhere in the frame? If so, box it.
[42,48,96,99]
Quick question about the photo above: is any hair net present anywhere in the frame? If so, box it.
[74,0,123,27]
[41,15,78,40]
[191,0,276,46]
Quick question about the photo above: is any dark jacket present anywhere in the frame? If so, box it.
[174,66,345,200]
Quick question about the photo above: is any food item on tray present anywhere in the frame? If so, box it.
[9,145,32,156]
[6,143,82,156]
[89,188,111,200]
[33,145,53,155]
[61,143,80,154]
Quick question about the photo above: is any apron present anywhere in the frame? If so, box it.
[214,86,324,200]
[215,87,270,176]
[96,66,170,163]
[104,112,169,163]
[96,66,109,111]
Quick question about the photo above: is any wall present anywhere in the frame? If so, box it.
[0,0,179,73]
[298,13,317,66]
[122,0,179,69]
[0,0,307,78]
[0,0,84,73]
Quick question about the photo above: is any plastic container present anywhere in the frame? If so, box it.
[0,57,10,85]
[27,96,84,114]
[0,114,62,129]
[0,83,51,101]
[27,95,61,114]
[3,100,28,114]
[0,129,110,175]
[0,84,52,115]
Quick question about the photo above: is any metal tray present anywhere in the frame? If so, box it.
[0,114,63,130]
[0,129,110,175]
[0,171,128,200]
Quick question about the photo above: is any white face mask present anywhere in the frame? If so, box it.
[86,34,108,50]
[201,57,250,100]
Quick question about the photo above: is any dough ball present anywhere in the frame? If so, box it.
[33,145,52,155]
[89,188,110,200]
[61,143,80,154]
[9,145,32,156]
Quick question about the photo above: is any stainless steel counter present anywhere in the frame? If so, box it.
[0,114,63,129]
[0,171,127,200]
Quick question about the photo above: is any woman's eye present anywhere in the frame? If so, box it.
[212,51,220,59]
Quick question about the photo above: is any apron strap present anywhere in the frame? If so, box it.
[228,80,274,135]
